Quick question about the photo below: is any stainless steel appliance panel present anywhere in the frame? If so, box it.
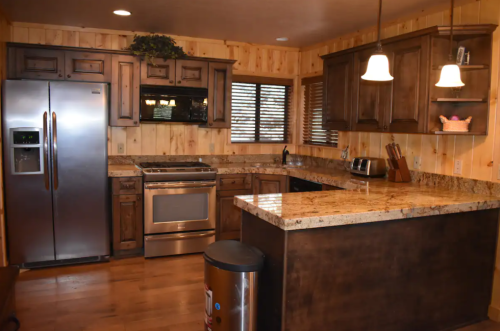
[2,80,55,264]
[144,231,215,258]
[144,181,216,235]
[49,82,110,260]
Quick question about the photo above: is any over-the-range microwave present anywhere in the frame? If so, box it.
[140,86,208,123]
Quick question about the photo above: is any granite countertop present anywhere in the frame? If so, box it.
[108,164,143,177]
[233,169,500,231]
[108,162,500,231]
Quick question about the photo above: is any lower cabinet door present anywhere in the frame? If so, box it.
[253,174,288,195]
[112,194,143,256]
[216,189,252,241]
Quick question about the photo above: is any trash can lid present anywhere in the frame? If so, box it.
[204,240,264,272]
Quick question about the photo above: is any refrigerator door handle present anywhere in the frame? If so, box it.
[43,111,50,190]
[52,112,58,190]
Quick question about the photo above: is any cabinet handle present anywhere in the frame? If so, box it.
[169,80,174,83]
[384,125,388,130]
[178,81,182,84]
[58,74,62,78]
[209,123,213,126]
[137,196,141,201]
[134,121,138,124]
[255,176,259,179]
[67,74,71,78]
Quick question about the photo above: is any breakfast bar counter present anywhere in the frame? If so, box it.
[235,176,500,331]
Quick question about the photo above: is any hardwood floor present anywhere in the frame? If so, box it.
[14,255,500,331]
[15,255,205,331]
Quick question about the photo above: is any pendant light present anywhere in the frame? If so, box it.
[362,0,394,81]
[436,0,464,87]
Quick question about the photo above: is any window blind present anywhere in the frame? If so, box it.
[231,77,292,143]
[302,77,338,147]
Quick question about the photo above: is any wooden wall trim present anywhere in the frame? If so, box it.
[233,75,293,86]
[301,75,322,85]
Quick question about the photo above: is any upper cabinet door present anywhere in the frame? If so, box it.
[207,62,232,128]
[323,53,354,131]
[15,48,65,80]
[110,55,140,127]
[64,51,111,82]
[141,59,176,85]
[352,48,391,132]
[175,59,208,88]
[386,36,430,133]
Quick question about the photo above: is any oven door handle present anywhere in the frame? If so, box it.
[145,231,215,242]
[145,181,216,189]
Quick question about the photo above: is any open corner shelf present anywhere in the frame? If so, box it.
[432,64,489,71]
[431,98,486,103]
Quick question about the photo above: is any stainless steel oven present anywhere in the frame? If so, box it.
[143,180,216,257]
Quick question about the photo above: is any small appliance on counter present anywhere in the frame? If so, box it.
[350,157,387,177]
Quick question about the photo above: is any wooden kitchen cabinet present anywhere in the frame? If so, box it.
[323,53,354,131]
[141,58,176,85]
[253,174,288,195]
[216,174,252,240]
[385,36,430,133]
[64,51,111,82]
[352,47,389,132]
[321,25,495,135]
[207,62,233,128]
[217,189,251,240]
[175,59,208,88]
[12,47,65,80]
[110,54,141,127]
[111,177,143,257]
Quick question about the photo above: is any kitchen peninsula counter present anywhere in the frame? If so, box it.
[223,166,500,331]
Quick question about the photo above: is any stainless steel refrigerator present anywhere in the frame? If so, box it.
[2,80,110,266]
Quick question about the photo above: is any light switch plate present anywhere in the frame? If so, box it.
[209,143,215,153]
[454,160,463,175]
[413,156,421,169]
[117,143,124,154]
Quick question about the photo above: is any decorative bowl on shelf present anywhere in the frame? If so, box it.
[439,115,472,132]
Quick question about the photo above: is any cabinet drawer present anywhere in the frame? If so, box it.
[217,174,252,191]
[112,177,142,195]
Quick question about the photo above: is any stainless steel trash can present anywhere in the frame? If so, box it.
[203,240,264,331]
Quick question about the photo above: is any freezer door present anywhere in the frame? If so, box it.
[49,82,110,260]
[2,80,55,264]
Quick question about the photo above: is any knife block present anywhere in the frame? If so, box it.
[388,157,412,183]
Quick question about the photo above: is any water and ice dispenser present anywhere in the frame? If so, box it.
[10,128,43,175]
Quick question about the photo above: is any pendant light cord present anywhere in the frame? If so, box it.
[449,0,454,61]
[376,0,383,52]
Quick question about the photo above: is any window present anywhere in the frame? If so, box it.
[302,76,338,147]
[231,76,292,143]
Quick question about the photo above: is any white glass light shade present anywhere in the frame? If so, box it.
[145,100,156,106]
[435,64,465,87]
[203,98,208,105]
[169,100,176,106]
[159,100,169,106]
[361,54,394,81]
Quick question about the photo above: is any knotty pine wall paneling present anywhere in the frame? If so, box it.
[10,22,301,156]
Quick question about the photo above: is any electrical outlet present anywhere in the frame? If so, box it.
[413,156,421,169]
[454,160,463,175]
[209,143,215,153]
[117,143,124,154]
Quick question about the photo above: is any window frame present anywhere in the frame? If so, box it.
[231,75,293,144]
[301,76,338,148]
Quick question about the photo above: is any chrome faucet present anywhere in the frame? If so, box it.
[282,146,290,165]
